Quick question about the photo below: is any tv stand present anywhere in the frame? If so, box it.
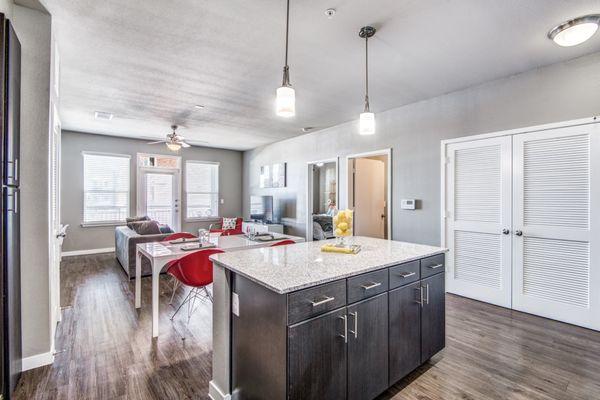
[242,221,284,235]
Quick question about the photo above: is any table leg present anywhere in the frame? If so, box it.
[152,260,162,338]
[135,250,142,309]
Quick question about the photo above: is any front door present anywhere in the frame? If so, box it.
[139,170,180,231]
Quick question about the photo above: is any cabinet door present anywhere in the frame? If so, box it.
[347,293,388,400]
[512,124,600,330]
[421,273,445,362]
[388,281,421,384]
[288,308,347,400]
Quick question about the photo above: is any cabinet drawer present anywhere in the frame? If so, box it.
[347,269,388,304]
[288,280,346,325]
[389,261,420,289]
[420,254,445,279]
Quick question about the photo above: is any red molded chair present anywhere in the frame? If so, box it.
[209,217,243,236]
[163,232,198,302]
[166,248,224,331]
[270,239,296,247]
[163,232,197,242]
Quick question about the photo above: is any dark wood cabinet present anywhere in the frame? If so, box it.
[288,308,348,400]
[347,293,388,400]
[388,281,422,384]
[421,272,445,362]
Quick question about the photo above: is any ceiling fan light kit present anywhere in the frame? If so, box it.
[147,124,190,152]
[276,0,296,117]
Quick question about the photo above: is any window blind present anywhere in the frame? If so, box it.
[83,152,130,224]
[186,161,219,219]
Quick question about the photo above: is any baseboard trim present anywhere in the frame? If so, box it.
[62,247,115,257]
[209,380,231,400]
[22,351,54,371]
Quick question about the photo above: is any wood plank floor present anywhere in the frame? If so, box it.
[13,253,600,400]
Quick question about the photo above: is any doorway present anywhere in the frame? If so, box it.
[347,149,392,239]
[306,158,338,241]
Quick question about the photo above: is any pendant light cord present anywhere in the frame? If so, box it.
[364,34,370,112]
[282,0,291,87]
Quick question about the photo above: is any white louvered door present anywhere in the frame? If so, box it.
[445,137,512,307]
[512,124,600,330]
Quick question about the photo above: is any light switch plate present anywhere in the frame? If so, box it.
[232,292,240,316]
[220,198,225,204]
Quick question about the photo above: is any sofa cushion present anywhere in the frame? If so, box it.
[159,224,174,234]
[128,220,161,235]
[222,217,237,230]
[126,216,150,223]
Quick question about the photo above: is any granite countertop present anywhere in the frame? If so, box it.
[210,236,447,294]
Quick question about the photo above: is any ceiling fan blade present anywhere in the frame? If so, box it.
[147,141,164,145]
[181,142,191,148]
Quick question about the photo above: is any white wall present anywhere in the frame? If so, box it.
[243,51,600,245]
[13,4,52,362]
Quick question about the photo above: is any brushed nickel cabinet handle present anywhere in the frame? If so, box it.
[398,271,416,278]
[415,286,424,307]
[361,281,381,290]
[311,296,335,307]
[339,315,348,343]
[428,264,444,270]
[425,284,430,305]
[349,311,358,338]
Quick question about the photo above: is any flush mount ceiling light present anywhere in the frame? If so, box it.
[548,15,600,47]
[358,26,376,135]
[276,0,295,117]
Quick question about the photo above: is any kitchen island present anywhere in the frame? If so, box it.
[209,237,447,400]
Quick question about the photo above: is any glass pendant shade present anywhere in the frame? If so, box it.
[276,85,295,117]
[166,142,181,152]
[359,112,375,135]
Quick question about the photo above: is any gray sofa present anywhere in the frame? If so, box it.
[115,226,170,279]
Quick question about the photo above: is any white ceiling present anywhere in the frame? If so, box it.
[44,0,600,151]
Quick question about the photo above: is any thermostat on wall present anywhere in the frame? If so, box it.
[401,199,416,210]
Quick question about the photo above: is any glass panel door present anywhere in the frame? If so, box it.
[142,171,180,231]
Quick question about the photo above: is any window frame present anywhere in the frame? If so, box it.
[184,160,220,222]
[81,151,131,227]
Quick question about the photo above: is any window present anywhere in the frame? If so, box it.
[185,161,219,219]
[83,152,130,224]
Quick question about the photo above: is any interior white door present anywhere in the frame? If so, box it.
[353,158,386,238]
[140,170,180,231]
[445,136,512,307]
[49,105,62,335]
[512,124,600,330]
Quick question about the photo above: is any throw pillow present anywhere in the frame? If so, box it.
[126,216,150,223]
[159,225,174,234]
[222,217,237,230]
[129,220,161,235]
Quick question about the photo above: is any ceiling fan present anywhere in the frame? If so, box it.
[148,125,191,151]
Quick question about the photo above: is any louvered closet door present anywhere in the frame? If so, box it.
[512,124,600,330]
[446,137,512,307]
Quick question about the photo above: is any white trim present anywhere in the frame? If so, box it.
[441,116,599,145]
[62,247,115,257]
[22,352,54,371]
[346,148,393,240]
[81,150,131,159]
[305,158,339,242]
[209,380,231,400]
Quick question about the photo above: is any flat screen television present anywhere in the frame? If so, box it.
[250,195,273,223]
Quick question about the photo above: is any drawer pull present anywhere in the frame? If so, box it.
[428,263,444,270]
[398,271,416,278]
[311,296,335,307]
[361,281,382,290]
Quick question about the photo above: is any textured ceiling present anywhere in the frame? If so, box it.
[45,0,600,150]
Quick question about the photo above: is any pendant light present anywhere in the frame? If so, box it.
[359,26,376,135]
[276,0,295,117]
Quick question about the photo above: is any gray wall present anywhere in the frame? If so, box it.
[243,51,600,246]
[13,4,52,359]
[61,131,243,252]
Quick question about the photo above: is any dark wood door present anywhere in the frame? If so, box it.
[421,273,445,362]
[288,308,347,400]
[388,281,421,384]
[347,293,388,400]
[3,20,20,188]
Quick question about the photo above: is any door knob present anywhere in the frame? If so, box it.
[502,228,510,235]
[515,230,523,236]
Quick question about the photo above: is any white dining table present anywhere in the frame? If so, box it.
[135,233,304,337]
